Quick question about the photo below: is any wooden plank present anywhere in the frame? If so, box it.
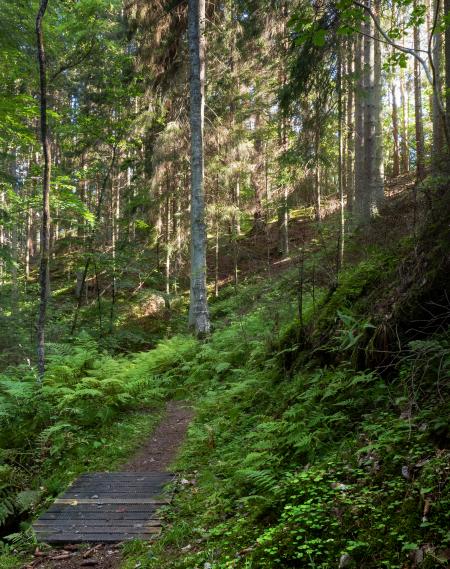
[34,520,162,528]
[67,483,170,490]
[69,477,171,484]
[33,531,161,544]
[75,474,173,480]
[54,496,170,506]
[64,488,168,494]
[40,512,158,520]
[45,505,159,514]
[35,526,161,534]
[62,490,165,501]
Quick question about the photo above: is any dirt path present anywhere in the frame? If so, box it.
[25,401,193,569]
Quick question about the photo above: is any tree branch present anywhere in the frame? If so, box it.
[51,41,96,81]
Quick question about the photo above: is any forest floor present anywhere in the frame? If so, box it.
[23,402,194,569]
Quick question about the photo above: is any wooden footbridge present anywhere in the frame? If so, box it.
[33,472,174,543]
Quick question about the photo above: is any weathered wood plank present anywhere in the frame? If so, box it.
[34,520,162,528]
[35,526,161,534]
[54,496,170,506]
[33,531,161,543]
[45,505,159,514]
[64,488,167,498]
[40,512,158,520]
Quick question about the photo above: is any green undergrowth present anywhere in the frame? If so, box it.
[0,269,300,567]
[119,244,449,568]
[0,333,199,566]
[2,197,449,569]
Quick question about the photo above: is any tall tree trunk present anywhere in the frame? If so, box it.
[371,0,384,209]
[165,194,171,295]
[214,212,219,298]
[36,0,51,379]
[392,83,401,177]
[359,1,384,222]
[346,36,355,211]
[10,153,19,314]
[0,190,4,285]
[278,0,290,255]
[354,31,365,222]
[413,3,426,180]
[188,0,210,336]
[26,205,33,280]
[110,171,118,332]
[337,42,345,273]
[400,68,409,173]
[432,0,444,166]
[359,10,373,221]
[314,123,322,222]
[445,0,450,142]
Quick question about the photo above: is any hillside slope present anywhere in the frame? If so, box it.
[0,181,449,569]
[119,185,450,569]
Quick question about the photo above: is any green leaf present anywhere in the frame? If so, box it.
[312,29,326,47]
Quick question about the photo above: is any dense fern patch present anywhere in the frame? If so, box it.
[0,333,198,552]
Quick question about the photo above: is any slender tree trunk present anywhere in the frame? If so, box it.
[337,42,345,273]
[360,10,373,222]
[432,0,444,166]
[346,36,355,211]
[174,194,182,293]
[400,69,409,173]
[214,214,219,298]
[26,205,33,279]
[156,187,162,270]
[188,0,210,336]
[11,220,18,313]
[371,0,384,209]
[413,4,426,180]
[110,173,117,332]
[314,122,322,222]
[0,190,4,285]
[10,153,19,314]
[390,3,400,177]
[445,0,450,142]
[392,83,401,177]
[36,0,51,379]
[234,177,241,236]
[354,30,365,221]
[165,194,171,295]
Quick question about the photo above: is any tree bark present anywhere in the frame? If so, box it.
[413,2,426,181]
[432,0,445,166]
[346,36,355,211]
[445,0,450,140]
[355,1,384,222]
[36,0,51,379]
[392,82,400,177]
[400,68,409,173]
[354,31,365,222]
[188,0,210,336]
[337,42,345,273]
[371,0,384,209]
[165,193,171,295]
[358,10,373,222]
[314,123,322,222]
